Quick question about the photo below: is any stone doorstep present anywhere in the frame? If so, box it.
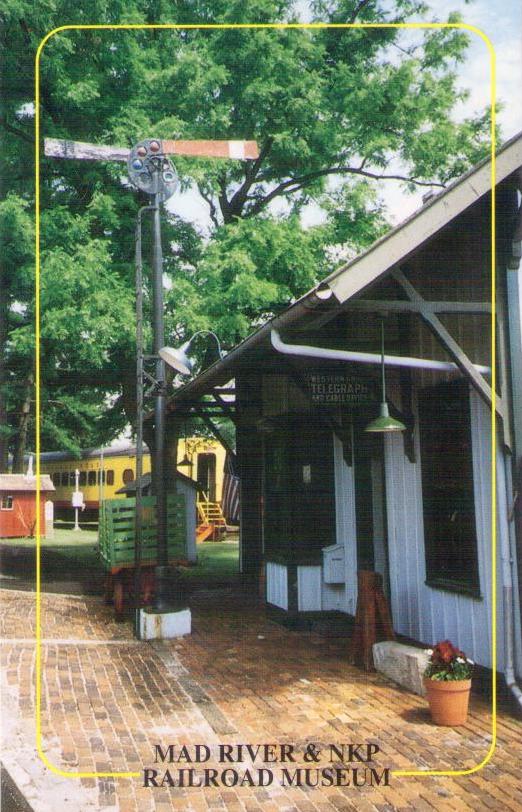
[373,641,430,696]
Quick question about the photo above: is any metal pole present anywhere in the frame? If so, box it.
[134,205,154,638]
[150,173,172,612]
[73,468,80,531]
[99,449,104,504]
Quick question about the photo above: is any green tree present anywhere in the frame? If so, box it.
[0,0,494,467]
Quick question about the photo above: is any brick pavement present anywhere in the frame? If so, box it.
[1,586,521,811]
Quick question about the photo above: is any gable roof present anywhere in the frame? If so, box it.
[115,471,198,494]
[324,130,522,304]
[0,474,55,492]
[165,130,522,409]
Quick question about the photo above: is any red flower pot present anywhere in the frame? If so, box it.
[423,677,471,726]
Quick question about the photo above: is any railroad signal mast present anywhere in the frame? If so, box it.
[45,135,259,623]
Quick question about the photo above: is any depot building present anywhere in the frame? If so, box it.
[163,133,522,683]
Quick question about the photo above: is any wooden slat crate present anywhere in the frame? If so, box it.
[99,495,186,571]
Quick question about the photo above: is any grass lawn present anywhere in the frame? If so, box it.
[180,540,239,583]
[1,530,239,584]
[1,527,100,572]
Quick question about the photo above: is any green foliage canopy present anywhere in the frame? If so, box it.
[0,0,494,466]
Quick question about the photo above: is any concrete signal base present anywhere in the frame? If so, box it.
[139,607,191,640]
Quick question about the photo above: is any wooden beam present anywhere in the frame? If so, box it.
[495,305,513,449]
[212,393,236,421]
[343,299,492,315]
[392,269,501,418]
[193,412,236,458]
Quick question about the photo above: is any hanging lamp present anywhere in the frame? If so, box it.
[178,424,192,467]
[365,319,406,433]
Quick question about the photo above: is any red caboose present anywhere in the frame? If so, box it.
[0,474,55,539]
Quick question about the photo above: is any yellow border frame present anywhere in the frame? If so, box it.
[34,21,497,781]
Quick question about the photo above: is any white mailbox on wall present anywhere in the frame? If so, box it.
[322,544,345,584]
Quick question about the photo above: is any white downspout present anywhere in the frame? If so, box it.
[500,451,522,709]
[270,329,491,374]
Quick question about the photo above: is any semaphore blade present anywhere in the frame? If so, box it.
[44,138,130,161]
[44,137,260,162]
[162,140,259,160]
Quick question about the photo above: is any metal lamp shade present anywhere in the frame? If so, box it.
[178,453,192,467]
[365,402,406,433]
[364,319,406,434]
[159,344,195,376]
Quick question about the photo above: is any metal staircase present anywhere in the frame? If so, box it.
[196,497,227,541]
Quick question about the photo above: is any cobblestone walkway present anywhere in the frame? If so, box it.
[1,587,521,811]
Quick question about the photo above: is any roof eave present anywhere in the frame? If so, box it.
[165,130,522,410]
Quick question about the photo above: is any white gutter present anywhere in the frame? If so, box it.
[270,329,491,375]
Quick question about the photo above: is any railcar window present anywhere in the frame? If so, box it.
[61,472,69,487]
[98,470,106,484]
[88,471,96,486]
[79,471,87,486]
[122,468,134,484]
[106,470,114,486]
[1,496,13,510]
[51,472,60,486]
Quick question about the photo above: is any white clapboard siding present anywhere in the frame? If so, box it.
[297,566,322,611]
[384,387,502,671]
[266,561,288,610]
[331,434,358,615]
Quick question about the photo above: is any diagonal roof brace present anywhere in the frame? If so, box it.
[391,269,508,431]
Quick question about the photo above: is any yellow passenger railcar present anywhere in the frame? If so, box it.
[40,437,226,516]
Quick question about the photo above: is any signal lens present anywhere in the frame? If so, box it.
[132,159,143,170]
[163,171,175,182]
[137,146,147,157]
[149,140,161,153]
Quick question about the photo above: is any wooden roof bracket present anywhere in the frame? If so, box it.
[392,268,511,451]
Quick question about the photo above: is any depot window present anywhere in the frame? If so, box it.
[106,470,114,486]
[1,495,13,510]
[122,468,134,484]
[88,470,96,486]
[418,379,480,596]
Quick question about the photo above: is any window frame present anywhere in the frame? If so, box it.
[418,379,481,599]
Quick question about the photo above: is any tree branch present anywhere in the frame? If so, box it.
[198,186,220,228]
[245,164,445,218]
[223,137,274,220]
[348,0,374,23]
[0,116,33,145]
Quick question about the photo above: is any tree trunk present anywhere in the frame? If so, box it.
[12,373,33,472]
